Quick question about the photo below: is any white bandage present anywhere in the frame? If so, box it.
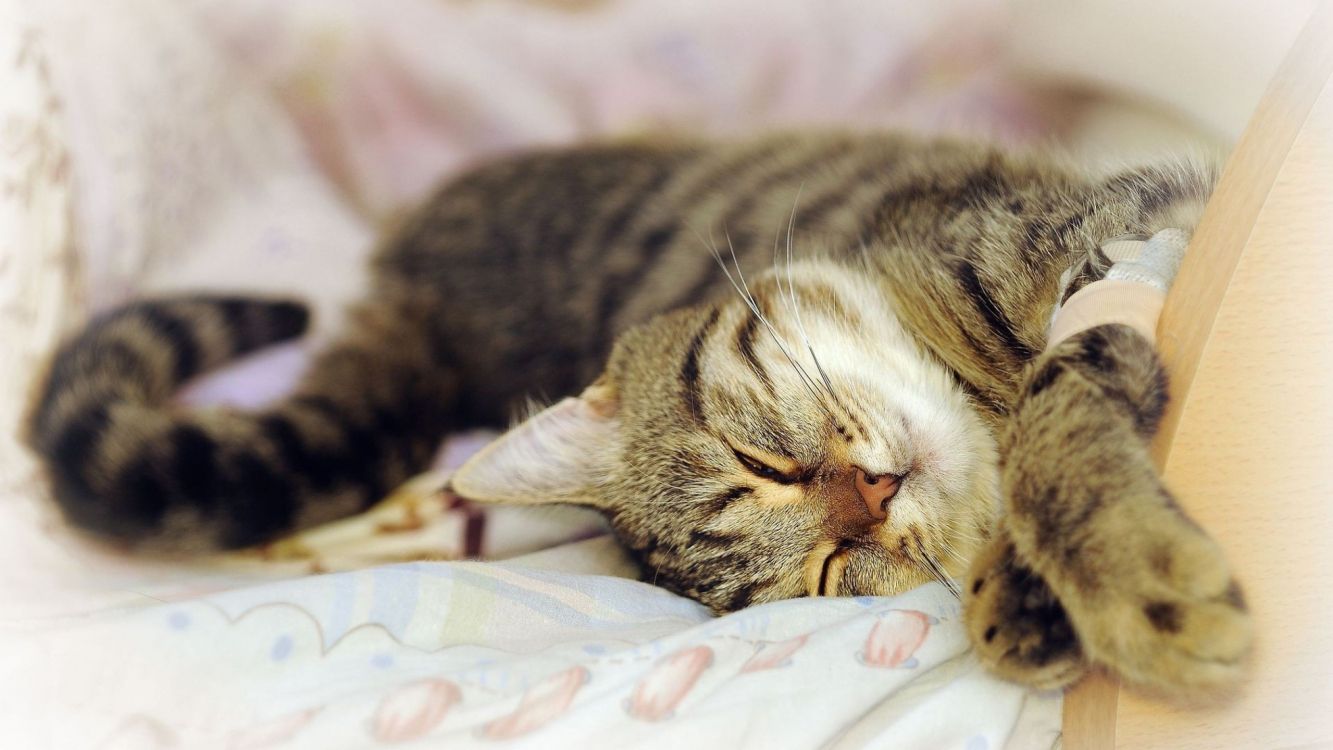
[1046,229,1189,350]
[1104,228,1188,292]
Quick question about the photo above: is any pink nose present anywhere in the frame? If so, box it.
[854,468,901,521]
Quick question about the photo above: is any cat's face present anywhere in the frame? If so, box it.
[453,260,1000,612]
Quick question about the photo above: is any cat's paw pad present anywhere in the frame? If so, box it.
[1072,512,1254,700]
[964,533,1088,691]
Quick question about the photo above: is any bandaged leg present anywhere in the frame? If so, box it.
[1047,228,1189,349]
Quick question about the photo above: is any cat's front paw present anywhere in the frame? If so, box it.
[963,529,1088,691]
[1058,504,1254,701]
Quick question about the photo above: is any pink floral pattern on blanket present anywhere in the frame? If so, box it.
[482,666,590,740]
[7,560,1051,748]
[859,610,937,669]
[372,679,463,743]
[626,645,716,721]
[739,633,809,673]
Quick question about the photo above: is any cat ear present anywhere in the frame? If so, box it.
[449,379,620,507]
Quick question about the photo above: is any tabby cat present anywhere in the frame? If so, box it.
[25,132,1252,700]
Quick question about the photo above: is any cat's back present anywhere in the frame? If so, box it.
[367,132,1081,407]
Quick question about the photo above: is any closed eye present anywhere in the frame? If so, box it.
[732,448,800,484]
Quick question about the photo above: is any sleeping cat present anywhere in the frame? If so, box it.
[25,131,1251,700]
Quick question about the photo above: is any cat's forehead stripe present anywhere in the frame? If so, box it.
[733,309,775,396]
[678,306,722,423]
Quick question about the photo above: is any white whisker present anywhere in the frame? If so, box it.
[775,185,842,408]
[924,553,961,600]
[690,223,833,415]
[908,531,961,600]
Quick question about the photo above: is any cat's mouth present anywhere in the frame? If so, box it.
[805,542,855,597]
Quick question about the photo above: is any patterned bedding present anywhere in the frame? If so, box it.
[2,539,1060,748]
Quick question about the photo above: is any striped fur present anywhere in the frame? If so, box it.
[26,132,1249,699]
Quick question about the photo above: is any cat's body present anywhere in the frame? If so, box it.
[26,131,1250,700]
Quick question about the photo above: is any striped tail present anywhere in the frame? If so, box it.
[25,295,457,551]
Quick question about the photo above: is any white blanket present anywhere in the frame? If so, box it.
[0,538,1060,748]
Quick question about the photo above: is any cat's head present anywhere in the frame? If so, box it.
[452,260,999,613]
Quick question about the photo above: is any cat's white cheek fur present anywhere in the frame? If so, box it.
[782,263,1001,546]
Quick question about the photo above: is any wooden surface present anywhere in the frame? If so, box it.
[1062,2,1333,747]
